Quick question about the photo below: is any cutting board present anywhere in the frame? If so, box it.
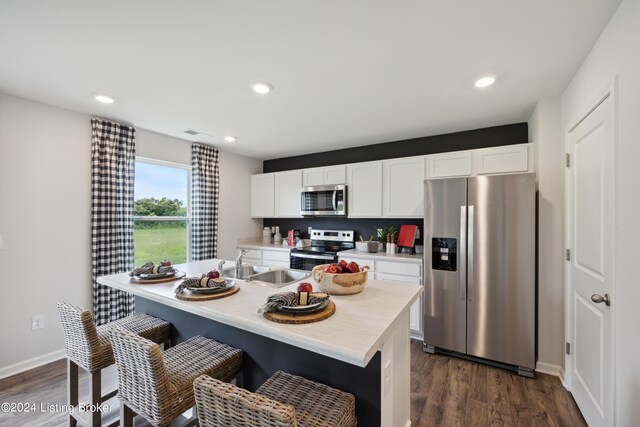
[263,301,336,324]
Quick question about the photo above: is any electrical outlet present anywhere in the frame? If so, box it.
[31,315,44,331]
[415,228,420,239]
[377,228,383,238]
[307,226,312,235]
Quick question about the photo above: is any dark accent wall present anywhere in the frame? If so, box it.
[262,123,527,244]
[263,123,527,173]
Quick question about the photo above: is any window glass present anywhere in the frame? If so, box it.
[134,160,189,267]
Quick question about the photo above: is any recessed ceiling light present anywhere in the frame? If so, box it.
[250,81,273,94]
[224,135,237,143]
[94,93,115,104]
[474,77,496,88]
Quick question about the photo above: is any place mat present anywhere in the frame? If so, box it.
[176,284,240,301]
[263,301,335,324]
[130,270,186,284]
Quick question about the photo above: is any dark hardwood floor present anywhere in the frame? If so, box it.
[0,341,586,426]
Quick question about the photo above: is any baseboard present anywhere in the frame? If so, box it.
[0,349,66,380]
[536,361,563,378]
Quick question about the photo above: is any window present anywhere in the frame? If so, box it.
[134,158,190,267]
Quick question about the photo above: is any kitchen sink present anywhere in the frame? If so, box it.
[221,265,271,279]
[246,269,311,288]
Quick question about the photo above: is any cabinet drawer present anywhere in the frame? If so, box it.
[264,260,290,269]
[376,272,421,284]
[239,249,262,263]
[262,250,290,263]
[375,261,421,277]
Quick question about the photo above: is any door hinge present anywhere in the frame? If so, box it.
[565,153,571,168]
[566,342,571,355]
[566,249,571,261]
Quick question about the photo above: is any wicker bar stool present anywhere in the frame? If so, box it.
[57,301,171,427]
[110,326,243,427]
[194,370,357,427]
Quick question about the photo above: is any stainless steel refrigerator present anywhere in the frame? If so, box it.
[423,173,536,376]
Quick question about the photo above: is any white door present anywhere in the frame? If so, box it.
[274,170,302,217]
[567,92,614,427]
[250,174,275,218]
[347,161,382,217]
[382,156,425,217]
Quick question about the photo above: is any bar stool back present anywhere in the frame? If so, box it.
[57,301,171,427]
[110,326,242,427]
[194,371,357,427]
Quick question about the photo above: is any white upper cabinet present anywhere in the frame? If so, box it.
[275,170,303,217]
[347,161,383,217]
[303,168,324,186]
[324,166,346,185]
[303,166,346,186]
[383,156,426,217]
[250,174,275,218]
[474,144,529,175]
[427,150,473,178]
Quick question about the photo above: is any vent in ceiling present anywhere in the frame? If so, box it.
[184,129,212,138]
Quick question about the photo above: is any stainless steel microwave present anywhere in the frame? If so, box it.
[300,184,347,216]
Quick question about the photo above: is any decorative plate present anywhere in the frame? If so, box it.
[136,270,177,279]
[277,299,330,315]
[185,280,236,295]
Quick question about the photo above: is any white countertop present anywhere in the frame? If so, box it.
[97,259,421,368]
[338,249,423,264]
[236,237,298,252]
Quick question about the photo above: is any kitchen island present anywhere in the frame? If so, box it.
[98,259,421,427]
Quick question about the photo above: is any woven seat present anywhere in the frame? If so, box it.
[58,301,171,427]
[111,326,242,427]
[194,370,357,427]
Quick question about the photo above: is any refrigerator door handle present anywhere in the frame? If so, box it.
[459,206,467,301]
[467,205,474,301]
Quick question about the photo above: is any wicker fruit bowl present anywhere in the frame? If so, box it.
[311,264,370,295]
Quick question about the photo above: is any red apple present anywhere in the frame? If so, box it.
[160,260,172,267]
[207,270,220,279]
[297,282,313,293]
[324,265,339,274]
[338,259,348,268]
[347,261,360,273]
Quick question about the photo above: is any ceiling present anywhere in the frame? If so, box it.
[0,1,621,160]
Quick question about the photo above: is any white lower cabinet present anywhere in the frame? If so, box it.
[239,249,262,265]
[375,260,423,339]
[262,250,291,269]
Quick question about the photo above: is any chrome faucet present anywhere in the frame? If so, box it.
[235,249,249,278]
[217,259,226,271]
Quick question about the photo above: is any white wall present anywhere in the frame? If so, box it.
[560,0,639,425]
[0,93,262,376]
[0,93,92,376]
[528,98,565,373]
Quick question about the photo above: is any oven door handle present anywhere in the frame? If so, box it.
[290,253,336,261]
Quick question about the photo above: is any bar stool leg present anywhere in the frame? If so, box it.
[89,371,101,427]
[67,359,78,427]
[120,403,134,427]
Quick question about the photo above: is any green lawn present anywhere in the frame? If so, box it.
[134,226,187,267]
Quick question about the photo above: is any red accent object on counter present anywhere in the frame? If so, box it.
[397,225,418,248]
[287,230,294,246]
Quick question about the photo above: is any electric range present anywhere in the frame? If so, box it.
[290,228,355,271]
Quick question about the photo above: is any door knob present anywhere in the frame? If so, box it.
[591,293,611,307]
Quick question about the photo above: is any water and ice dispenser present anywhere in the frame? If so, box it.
[431,238,457,271]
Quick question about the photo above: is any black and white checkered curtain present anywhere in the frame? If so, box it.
[191,144,220,261]
[91,117,136,325]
